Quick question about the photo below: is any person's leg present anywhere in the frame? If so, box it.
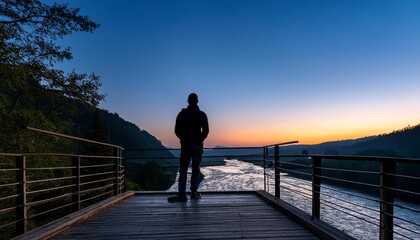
[190,146,203,193]
[168,147,191,202]
[178,147,191,196]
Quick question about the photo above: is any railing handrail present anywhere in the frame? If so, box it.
[0,127,125,239]
[24,125,124,150]
[0,152,123,159]
[126,146,265,151]
[2,132,419,240]
[263,141,299,148]
[126,145,420,240]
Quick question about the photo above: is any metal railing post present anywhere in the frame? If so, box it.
[113,147,119,196]
[72,156,81,212]
[274,145,280,199]
[312,156,321,219]
[16,155,27,235]
[123,152,127,193]
[380,160,396,240]
[263,147,267,192]
[118,148,123,194]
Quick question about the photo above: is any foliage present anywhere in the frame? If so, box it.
[128,161,176,190]
[72,108,178,191]
[82,109,112,156]
[0,1,106,238]
[0,0,103,152]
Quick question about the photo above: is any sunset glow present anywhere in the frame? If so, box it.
[58,0,420,148]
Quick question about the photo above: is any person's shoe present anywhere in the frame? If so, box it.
[190,191,202,200]
[167,194,188,203]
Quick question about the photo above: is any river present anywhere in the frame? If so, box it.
[168,159,420,240]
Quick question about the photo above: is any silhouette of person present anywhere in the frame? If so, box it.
[168,93,209,202]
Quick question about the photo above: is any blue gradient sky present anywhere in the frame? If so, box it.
[57,0,420,147]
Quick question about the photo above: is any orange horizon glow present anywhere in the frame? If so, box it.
[156,121,418,148]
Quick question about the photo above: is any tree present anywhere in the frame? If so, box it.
[83,110,112,156]
[0,0,104,152]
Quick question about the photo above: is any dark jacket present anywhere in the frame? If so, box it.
[175,104,209,147]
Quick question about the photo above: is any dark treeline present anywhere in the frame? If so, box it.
[277,125,420,203]
[280,124,420,158]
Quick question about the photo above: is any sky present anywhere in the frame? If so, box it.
[56,0,420,148]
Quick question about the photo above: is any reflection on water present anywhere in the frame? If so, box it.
[168,159,265,191]
[167,159,420,240]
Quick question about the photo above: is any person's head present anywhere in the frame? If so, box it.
[188,93,199,105]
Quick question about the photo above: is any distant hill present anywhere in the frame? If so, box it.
[71,107,177,190]
[281,124,420,158]
[72,108,166,150]
[279,137,377,155]
[211,124,420,163]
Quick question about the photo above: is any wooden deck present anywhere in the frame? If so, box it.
[53,192,320,239]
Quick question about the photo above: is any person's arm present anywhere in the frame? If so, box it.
[175,111,183,140]
[201,113,209,141]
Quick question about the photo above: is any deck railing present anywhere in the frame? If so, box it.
[1,128,419,240]
[0,127,124,239]
[127,143,420,240]
[263,144,420,240]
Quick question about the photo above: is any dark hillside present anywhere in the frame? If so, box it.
[280,137,376,155]
[71,108,177,190]
[347,125,420,158]
[280,124,420,158]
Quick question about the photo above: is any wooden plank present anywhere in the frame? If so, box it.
[53,192,320,240]
[14,192,135,240]
[255,191,356,240]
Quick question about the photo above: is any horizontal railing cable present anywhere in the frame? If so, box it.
[384,186,420,197]
[27,192,74,207]
[320,198,379,225]
[393,228,417,240]
[279,184,312,199]
[80,171,114,178]
[27,176,75,184]
[80,184,113,195]
[0,182,20,188]
[0,206,18,215]
[28,166,75,171]
[80,178,114,187]
[385,172,420,181]
[314,183,380,204]
[316,174,380,188]
[394,223,420,238]
[317,166,379,175]
[81,163,115,169]
[29,202,76,219]
[320,199,380,228]
[317,190,380,217]
[392,215,420,230]
[0,168,20,172]
[80,190,114,204]
[27,184,76,195]
[393,203,420,215]
[280,161,311,168]
[0,194,20,202]
[278,167,312,177]
[0,219,20,229]
[280,178,313,193]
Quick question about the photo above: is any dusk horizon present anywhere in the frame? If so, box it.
[55,0,420,148]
